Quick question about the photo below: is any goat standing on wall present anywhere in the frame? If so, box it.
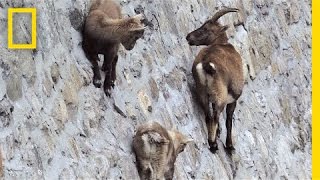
[133,121,193,180]
[82,0,145,96]
[186,8,244,153]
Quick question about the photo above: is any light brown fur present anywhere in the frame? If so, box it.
[133,122,192,180]
[186,8,244,153]
[83,0,145,96]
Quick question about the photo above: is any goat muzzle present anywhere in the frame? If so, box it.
[186,34,195,45]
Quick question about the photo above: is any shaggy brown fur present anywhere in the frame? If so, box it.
[186,8,244,153]
[133,122,192,180]
[83,0,145,96]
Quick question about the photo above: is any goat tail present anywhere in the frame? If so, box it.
[202,62,216,75]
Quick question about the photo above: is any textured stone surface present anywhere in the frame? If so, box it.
[0,0,311,179]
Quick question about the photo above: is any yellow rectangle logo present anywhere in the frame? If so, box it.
[8,8,37,49]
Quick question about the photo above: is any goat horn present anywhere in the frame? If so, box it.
[209,7,239,23]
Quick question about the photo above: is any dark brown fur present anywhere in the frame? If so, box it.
[186,8,244,153]
[133,122,192,180]
[83,0,145,96]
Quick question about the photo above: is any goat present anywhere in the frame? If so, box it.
[186,8,244,153]
[82,0,145,96]
[133,121,193,180]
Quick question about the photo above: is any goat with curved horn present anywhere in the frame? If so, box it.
[186,7,244,153]
[186,7,239,46]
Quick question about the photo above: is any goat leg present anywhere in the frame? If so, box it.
[202,98,218,152]
[225,101,236,153]
[88,55,102,88]
[82,43,102,88]
[208,120,218,153]
[110,55,118,88]
[208,104,222,153]
[103,57,114,97]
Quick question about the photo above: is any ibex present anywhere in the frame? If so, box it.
[186,8,244,153]
[133,121,193,180]
[82,0,145,96]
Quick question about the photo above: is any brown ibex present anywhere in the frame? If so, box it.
[186,8,244,153]
[133,121,193,180]
[82,0,145,96]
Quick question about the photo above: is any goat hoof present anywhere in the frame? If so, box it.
[104,84,112,97]
[217,127,221,138]
[225,145,235,154]
[110,81,115,88]
[104,89,111,97]
[209,141,218,153]
[93,79,102,88]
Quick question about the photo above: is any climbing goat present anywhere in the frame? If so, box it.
[186,8,244,153]
[133,121,193,180]
[82,0,145,96]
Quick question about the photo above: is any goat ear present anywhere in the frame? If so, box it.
[129,26,146,32]
[185,138,193,144]
[132,14,145,21]
[128,14,145,25]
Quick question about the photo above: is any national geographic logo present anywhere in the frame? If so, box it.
[7,8,37,49]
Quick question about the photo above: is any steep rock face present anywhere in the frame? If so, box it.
[0,0,311,179]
